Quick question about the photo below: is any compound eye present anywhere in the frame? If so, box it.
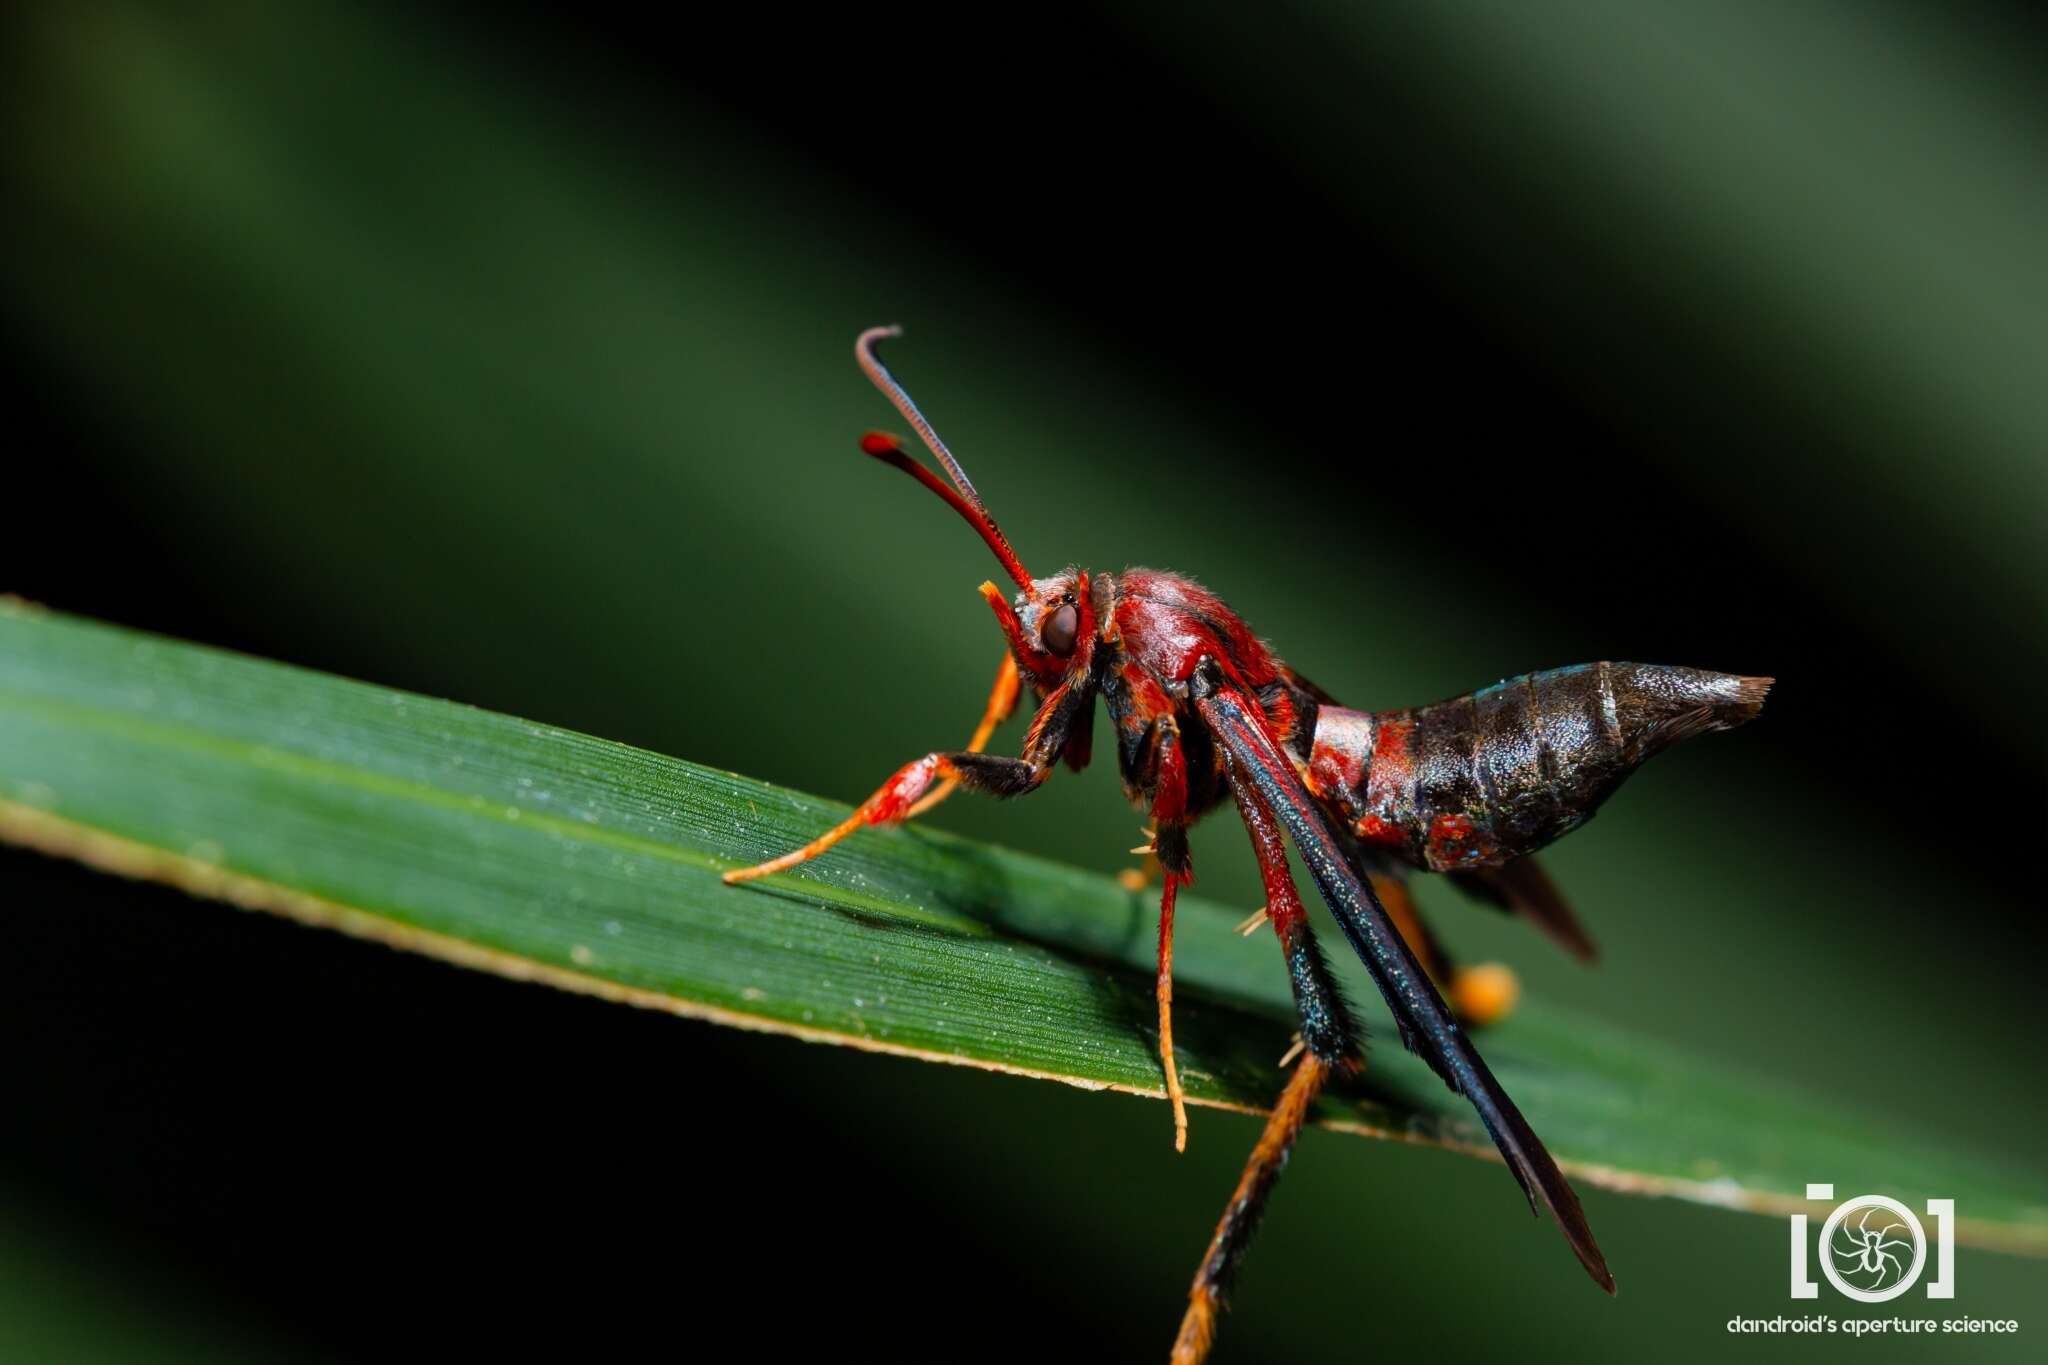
[1041,603,1079,656]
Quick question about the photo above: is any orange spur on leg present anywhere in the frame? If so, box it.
[721,653,1020,884]
[1117,851,1161,892]
[1451,961,1521,1026]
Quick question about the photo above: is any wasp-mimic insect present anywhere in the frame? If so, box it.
[725,327,1771,1363]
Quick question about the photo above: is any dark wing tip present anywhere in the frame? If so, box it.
[1520,1130,1615,1297]
[1540,1172,1615,1294]
[1588,1245,1619,1294]
[1469,1046,1613,1297]
[1453,859,1600,965]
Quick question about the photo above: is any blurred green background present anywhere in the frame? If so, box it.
[2,2,2042,1360]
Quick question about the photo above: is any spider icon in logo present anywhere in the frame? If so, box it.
[1789,1185,1955,1301]
[1818,1195,1926,1303]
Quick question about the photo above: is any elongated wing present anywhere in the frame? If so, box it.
[1450,857,1599,963]
[1192,674,1615,1294]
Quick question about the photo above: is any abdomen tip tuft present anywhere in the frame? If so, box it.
[1724,675,1773,724]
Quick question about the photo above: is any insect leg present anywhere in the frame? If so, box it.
[1369,871,1521,1027]
[1301,756,1523,1027]
[1190,669,1613,1293]
[721,749,1046,883]
[1155,860,1190,1154]
[1171,1052,1330,1365]
[1148,724,1194,1152]
[906,652,1022,817]
[1168,778,1359,1364]
[1371,871,1465,1011]
[1233,781,1360,1067]
[724,673,1079,884]
[1372,871,1446,978]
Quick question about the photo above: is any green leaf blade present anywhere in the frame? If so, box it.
[3,600,2043,1251]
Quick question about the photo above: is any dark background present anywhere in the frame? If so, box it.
[3,3,2043,1360]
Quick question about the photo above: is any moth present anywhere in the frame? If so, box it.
[726,327,1770,1362]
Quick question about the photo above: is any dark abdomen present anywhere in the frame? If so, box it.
[1307,663,1770,872]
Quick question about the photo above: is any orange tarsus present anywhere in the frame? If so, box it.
[721,753,952,884]
[1157,870,1189,1153]
[724,654,1019,883]
[719,807,868,884]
